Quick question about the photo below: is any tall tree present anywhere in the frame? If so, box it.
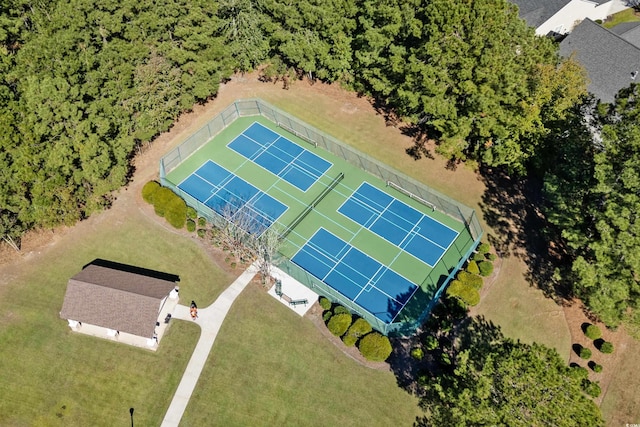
[417,316,603,426]
[570,85,640,327]
[354,0,587,173]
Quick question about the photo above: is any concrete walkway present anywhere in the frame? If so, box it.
[161,262,258,427]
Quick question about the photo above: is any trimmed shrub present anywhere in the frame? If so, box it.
[358,332,392,362]
[446,280,480,306]
[327,313,352,337]
[342,318,373,347]
[153,187,175,217]
[164,196,187,229]
[319,297,332,310]
[581,379,601,398]
[323,311,333,322]
[466,260,480,275]
[333,305,350,315]
[197,217,207,227]
[486,253,497,261]
[456,271,483,289]
[584,324,602,340]
[186,206,197,219]
[197,229,206,238]
[473,252,485,262]
[410,347,424,360]
[599,341,614,354]
[142,180,161,204]
[588,361,603,373]
[478,261,494,277]
[186,219,196,232]
[579,347,592,359]
[477,242,491,254]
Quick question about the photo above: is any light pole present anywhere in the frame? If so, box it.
[129,407,134,427]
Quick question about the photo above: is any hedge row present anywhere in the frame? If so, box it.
[319,297,392,361]
[142,181,187,229]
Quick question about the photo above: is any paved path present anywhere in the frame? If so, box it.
[161,262,258,427]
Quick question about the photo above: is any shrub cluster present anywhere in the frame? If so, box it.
[320,303,391,361]
[186,219,196,232]
[358,332,392,362]
[446,280,480,306]
[478,261,493,277]
[599,341,614,354]
[319,296,332,311]
[142,181,187,229]
[333,305,350,315]
[579,347,592,359]
[584,324,602,340]
[327,313,352,337]
[342,318,372,347]
[186,207,197,220]
[466,260,480,275]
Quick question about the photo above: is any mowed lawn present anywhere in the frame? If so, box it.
[0,204,232,426]
[181,284,421,426]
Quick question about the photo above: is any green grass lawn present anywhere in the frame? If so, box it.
[180,284,421,426]
[0,204,232,425]
[603,8,640,29]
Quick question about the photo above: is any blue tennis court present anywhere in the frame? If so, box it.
[292,228,418,323]
[178,160,287,234]
[227,122,332,192]
[338,182,458,267]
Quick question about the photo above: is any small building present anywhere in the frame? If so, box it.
[60,262,180,350]
[511,0,627,36]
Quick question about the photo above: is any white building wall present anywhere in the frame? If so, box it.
[536,0,629,35]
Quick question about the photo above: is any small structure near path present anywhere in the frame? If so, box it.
[59,260,180,351]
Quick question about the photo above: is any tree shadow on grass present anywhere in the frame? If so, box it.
[478,165,572,303]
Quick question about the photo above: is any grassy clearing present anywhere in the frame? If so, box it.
[181,284,421,426]
[0,205,231,425]
[471,258,571,359]
[603,8,640,29]
[601,336,640,424]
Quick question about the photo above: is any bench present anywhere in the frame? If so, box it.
[289,299,308,307]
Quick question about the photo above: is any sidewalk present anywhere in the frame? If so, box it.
[160,262,258,427]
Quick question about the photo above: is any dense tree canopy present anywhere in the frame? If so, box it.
[0,0,231,240]
[354,0,587,172]
[545,85,640,328]
[417,316,603,426]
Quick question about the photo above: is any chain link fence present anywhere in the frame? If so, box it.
[160,98,483,336]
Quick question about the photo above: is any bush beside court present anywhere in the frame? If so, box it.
[327,313,352,337]
[142,180,188,229]
[342,318,373,347]
[358,332,393,362]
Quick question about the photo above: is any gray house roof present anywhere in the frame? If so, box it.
[511,0,605,29]
[610,21,640,48]
[60,264,178,338]
[560,19,640,103]
[511,0,572,28]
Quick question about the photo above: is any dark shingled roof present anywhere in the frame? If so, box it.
[560,19,640,103]
[610,21,640,48]
[511,0,573,29]
[60,264,177,338]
